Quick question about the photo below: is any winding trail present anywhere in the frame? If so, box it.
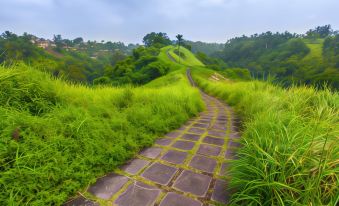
[65,52,241,206]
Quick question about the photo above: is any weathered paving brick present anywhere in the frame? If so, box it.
[155,138,173,146]
[181,133,201,141]
[197,144,222,156]
[188,127,206,135]
[203,136,225,146]
[229,132,240,139]
[193,123,209,128]
[121,159,149,175]
[228,140,241,148]
[159,192,202,206]
[87,173,128,200]
[142,163,178,185]
[166,131,181,138]
[197,119,210,124]
[115,181,161,206]
[211,179,230,204]
[225,149,238,159]
[173,170,212,197]
[172,140,195,150]
[219,162,229,176]
[140,147,163,159]
[64,197,99,206]
[208,130,226,138]
[211,124,226,131]
[161,150,188,164]
[189,155,217,173]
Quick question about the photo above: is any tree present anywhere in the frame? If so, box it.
[73,37,84,45]
[142,32,172,47]
[53,34,63,51]
[176,34,183,64]
[306,25,333,38]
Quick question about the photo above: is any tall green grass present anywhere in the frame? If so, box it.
[0,63,203,205]
[165,46,204,67]
[192,68,338,205]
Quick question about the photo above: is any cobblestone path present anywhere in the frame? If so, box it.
[65,70,240,206]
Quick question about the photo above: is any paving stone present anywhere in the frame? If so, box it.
[161,150,187,164]
[177,126,187,131]
[229,132,240,139]
[203,136,225,146]
[159,192,202,206]
[200,117,213,121]
[140,147,163,159]
[173,170,212,197]
[231,125,240,132]
[211,125,227,131]
[121,159,149,175]
[228,140,241,148]
[166,131,181,138]
[211,179,230,204]
[225,149,237,159]
[208,130,226,138]
[172,140,195,150]
[142,163,178,185]
[193,123,209,128]
[64,196,99,206]
[217,117,227,121]
[219,162,229,176]
[197,144,221,156]
[155,138,173,146]
[188,127,206,135]
[115,181,160,206]
[197,119,210,124]
[189,155,217,173]
[87,173,128,200]
[181,133,201,141]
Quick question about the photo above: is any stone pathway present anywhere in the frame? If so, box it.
[64,70,241,206]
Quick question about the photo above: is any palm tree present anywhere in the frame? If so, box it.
[176,34,183,64]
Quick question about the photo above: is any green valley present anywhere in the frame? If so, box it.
[0,25,338,206]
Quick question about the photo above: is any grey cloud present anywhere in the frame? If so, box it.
[0,0,338,43]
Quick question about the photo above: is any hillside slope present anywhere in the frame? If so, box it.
[0,60,203,205]
[167,47,338,205]
[185,64,338,204]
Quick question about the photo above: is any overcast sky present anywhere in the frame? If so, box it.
[0,0,338,43]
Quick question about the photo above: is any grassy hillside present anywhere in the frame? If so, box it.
[191,67,338,205]
[0,62,203,205]
[211,30,339,88]
[164,47,338,205]
[302,38,324,62]
[166,46,204,67]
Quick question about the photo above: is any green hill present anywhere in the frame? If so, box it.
[176,49,338,205]
[0,61,203,205]
[1,32,338,206]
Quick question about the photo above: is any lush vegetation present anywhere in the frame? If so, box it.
[1,26,337,206]
[191,67,338,205]
[0,31,135,83]
[185,40,224,55]
[0,62,203,205]
[103,46,172,85]
[212,25,339,88]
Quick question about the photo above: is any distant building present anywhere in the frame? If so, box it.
[37,40,50,49]
[31,38,56,49]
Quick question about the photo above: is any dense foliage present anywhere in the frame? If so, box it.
[104,46,171,85]
[212,25,339,88]
[192,68,338,205]
[142,32,172,48]
[185,40,224,55]
[0,64,203,205]
[0,31,134,83]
